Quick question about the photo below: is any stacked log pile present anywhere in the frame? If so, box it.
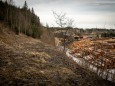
[69,39,115,82]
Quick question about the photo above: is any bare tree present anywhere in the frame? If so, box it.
[66,18,74,28]
[53,11,67,28]
[53,11,74,52]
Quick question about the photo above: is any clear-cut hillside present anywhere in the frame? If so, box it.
[0,24,114,86]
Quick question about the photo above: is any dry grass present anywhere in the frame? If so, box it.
[0,25,114,86]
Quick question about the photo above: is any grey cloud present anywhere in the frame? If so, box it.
[12,0,115,8]
[5,0,115,28]
[93,1,115,6]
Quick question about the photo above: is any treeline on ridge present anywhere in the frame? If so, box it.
[0,0,42,38]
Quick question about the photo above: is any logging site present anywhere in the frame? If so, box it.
[68,38,115,82]
[0,0,115,86]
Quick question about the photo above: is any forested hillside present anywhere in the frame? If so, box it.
[0,0,42,38]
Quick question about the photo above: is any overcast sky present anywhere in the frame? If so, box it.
[11,0,115,28]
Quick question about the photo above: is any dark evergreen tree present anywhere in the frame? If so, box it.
[23,1,28,10]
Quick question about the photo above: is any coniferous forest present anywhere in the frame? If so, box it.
[0,0,42,38]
